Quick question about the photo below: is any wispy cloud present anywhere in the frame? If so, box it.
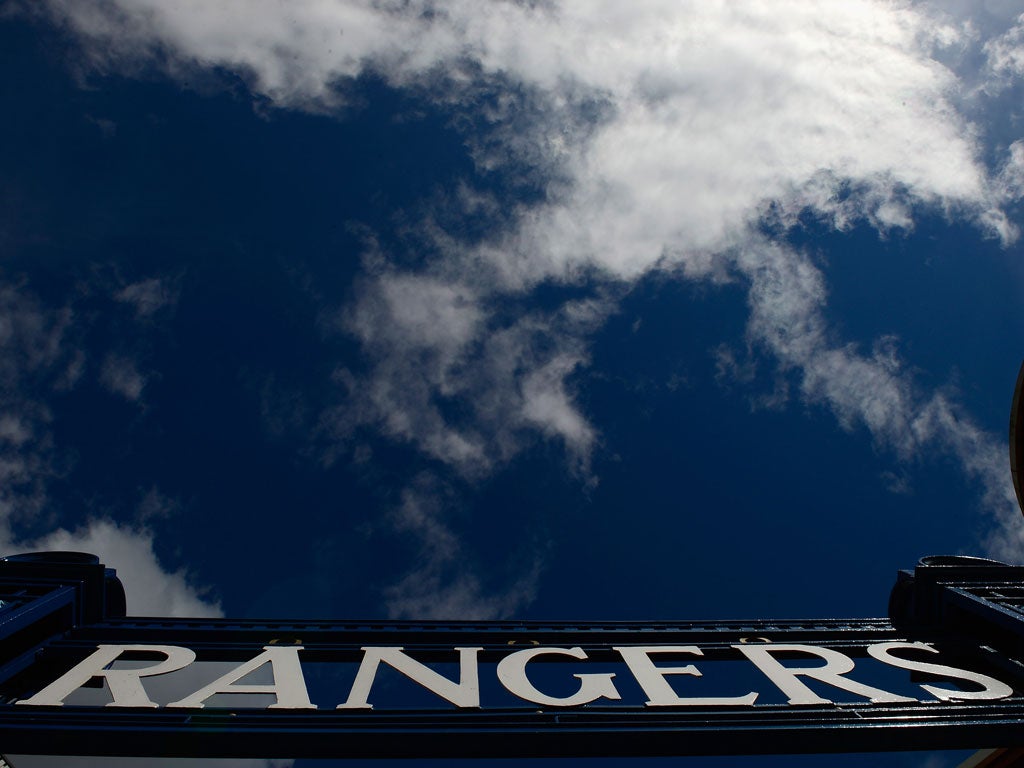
[115,276,178,319]
[99,353,147,402]
[984,11,1024,83]
[736,239,1022,561]
[381,475,543,620]
[0,282,78,525]
[328,270,606,477]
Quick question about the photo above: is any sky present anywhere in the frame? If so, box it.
[2,0,1024,766]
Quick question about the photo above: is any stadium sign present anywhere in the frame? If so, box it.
[16,639,1013,710]
[1,552,1024,759]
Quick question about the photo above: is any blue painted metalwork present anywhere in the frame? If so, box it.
[0,553,1019,757]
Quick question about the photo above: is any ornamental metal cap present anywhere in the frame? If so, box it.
[917,555,1007,567]
[1,551,100,565]
[0,551,126,621]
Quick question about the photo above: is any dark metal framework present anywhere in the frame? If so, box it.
[0,553,1023,758]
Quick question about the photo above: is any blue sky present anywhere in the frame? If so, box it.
[3,1,1024,766]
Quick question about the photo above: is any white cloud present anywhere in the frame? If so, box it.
[35,0,1024,566]
[985,12,1024,80]
[25,519,222,618]
[331,270,605,476]
[996,139,1024,200]
[520,353,596,455]
[33,2,1000,247]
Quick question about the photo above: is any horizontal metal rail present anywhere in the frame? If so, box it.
[37,617,917,660]
[2,698,1024,757]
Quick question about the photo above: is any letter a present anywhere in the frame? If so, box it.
[168,645,314,709]
[338,647,482,709]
